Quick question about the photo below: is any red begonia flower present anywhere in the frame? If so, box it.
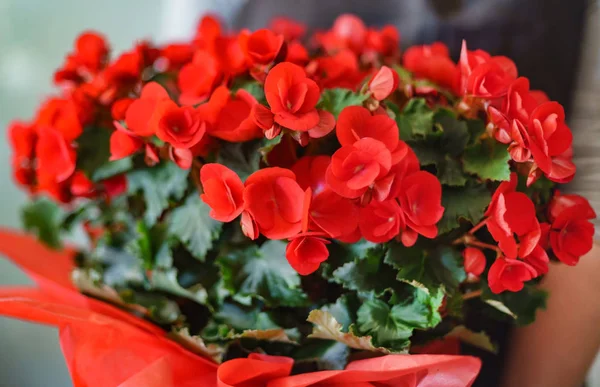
[403,43,459,91]
[284,41,309,65]
[463,247,486,276]
[70,171,95,198]
[240,29,285,65]
[368,66,399,100]
[264,62,321,131]
[359,199,405,243]
[365,25,400,57]
[502,77,538,123]
[111,98,134,121]
[312,49,363,90]
[201,86,263,142]
[269,17,306,41]
[315,14,367,54]
[8,120,36,162]
[464,56,517,99]
[547,192,597,265]
[36,97,83,141]
[75,31,109,71]
[169,147,193,169]
[35,126,76,185]
[125,82,171,137]
[178,51,221,105]
[103,174,127,198]
[506,119,532,163]
[104,49,143,87]
[396,171,444,240]
[326,138,392,199]
[244,167,305,239]
[109,124,142,161]
[286,233,330,275]
[154,100,206,149]
[200,164,245,222]
[488,257,537,294]
[240,210,259,240]
[160,43,194,70]
[522,245,550,275]
[336,106,400,158]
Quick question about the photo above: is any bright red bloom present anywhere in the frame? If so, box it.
[403,43,459,91]
[35,126,76,186]
[202,86,262,142]
[160,43,194,69]
[36,97,83,141]
[125,82,171,137]
[169,147,193,169]
[264,62,320,131]
[111,98,134,121]
[463,247,486,276]
[109,125,142,161]
[8,121,36,163]
[312,50,363,90]
[365,25,400,57]
[547,193,596,265]
[359,199,404,243]
[485,173,541,259]
[396,171,444,241]
[286,233,330,275]
[103,174,127,198]
[502,77,538,123]
[368,66,399,100]
[270,17,306,41]
[154,100,206,149]
[54,31,109,84]
[104,49,143,87]
[240,29,285,65]
[70,171,95,197]
[200,164,245,222]
[315,14,367,54]
[326,138,391,199]
[488,257,537,294]
[178,51,221,105]
[522,245,550,275]
[284,41,309,65]
[464,59,517,98]
[243,168,305,239]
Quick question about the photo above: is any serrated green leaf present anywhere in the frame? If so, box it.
[218,240,307,307]
[446,325,497,353]
[127,162,189,225]
[293,340,350,371]
[318,88,368,118]
[92,157,133,181]
[76,126,111,178]
[437,156,468,186]
[168,193,222,261]
[169,327,226,363]
[332,246,398,296]
[231,79,265,101]
[463,139,511,181]
[149,267,208,304]
[385,243,466,295]
[322,294,360,331]
[435,110,469,157]
[216,140,263,182]
[482,284,548,325]
[466,119,487,145]
[21,197,64,249]
[396,98,434,140]
[126,221,153,269]
[437,183,491,234]
[356,288,443,352]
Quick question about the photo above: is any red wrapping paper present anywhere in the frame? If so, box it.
[0,229,481,386]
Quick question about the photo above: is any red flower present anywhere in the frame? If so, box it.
[488,257,537,294]
[270,17,306,41]
[359,199,404,243]
[178,51,221,105]
[70,171,95,197]
[200,164,245,222]
[315,14,367,54]
[326,138,391,199]
[459,41,517,98]
[103,174,127,198]
[502,77,538,123]
[336,106,404,162]
[125,82,171,137]
[368,66,399,100]
[35,126,76,186]
[54,31,109,84]
[160,43,194,70]
[485,174,541,259]
[109,124,143,161]
[104,49,143,87]
[463,247,486,276]
[264,62,321,131]
[284,41,309,65]
[111,98,134,121]
[403,43,459,91]
[36,97,83,141]
[547,193,596,265]
[243,168,305,239]
[522,245,550,275]
[365,25,400,57]
[8,121,36,164]
[396,171,444,242]
[240,29,285,65]
[201,86,262,142]
[169,147,194,169]
[286,232,330,275]
[312,50,363,90]
[154,100,206,149]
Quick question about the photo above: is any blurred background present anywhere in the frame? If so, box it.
[0,0,598,385]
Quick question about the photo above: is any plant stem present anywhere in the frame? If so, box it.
[463,289,483,300]
[469,219,487,234]
[466,240,500,252]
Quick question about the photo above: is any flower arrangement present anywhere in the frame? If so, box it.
[2,13,596,386]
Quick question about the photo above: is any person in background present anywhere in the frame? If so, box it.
[233,1,600,386]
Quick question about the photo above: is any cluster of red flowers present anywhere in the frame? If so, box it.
[8,14,596,293]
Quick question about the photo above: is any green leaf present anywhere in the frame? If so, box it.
[231,79,265,101]
[168,193,222,261]
[127,162,189,225]
[126,221,154,269]
[322,294,360,331]
[332,245,398,296]
[466,119,487,145]
[218,240,307,307]
[482,284,548,325]
[385,243,466,295]
[446,325,497,354]
[76,126,111,178]
[356,288,444,351]
[463,139,511,181]
[307,310,391,353]
[437,183,491,234]
[318,88,368,119]
[396,98,434,140]
[216,140,263,182]
[437,156,468,186]
[149,267,207,304]
[92,157,133,182]
[293,340,350,370]
[21,197,64,249]
[435,110,469,157]
[169,327,226,363]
